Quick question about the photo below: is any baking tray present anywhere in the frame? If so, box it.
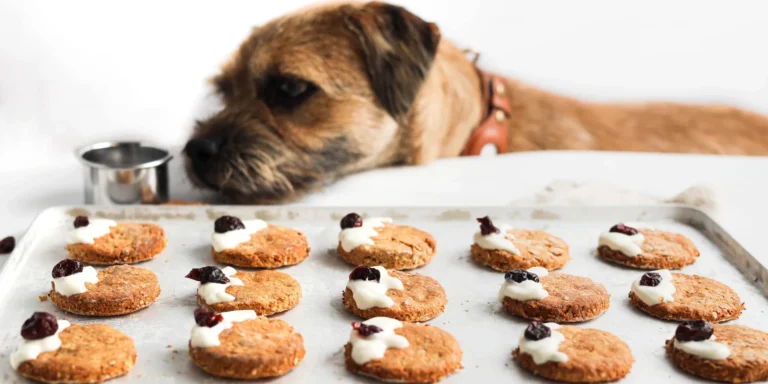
[0,205,766,384]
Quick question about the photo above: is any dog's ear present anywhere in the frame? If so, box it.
[344,2,441,120]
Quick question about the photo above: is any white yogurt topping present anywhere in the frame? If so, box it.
[347,266,404,310]
[499,267,550,302]
[66,219,117,245]
[190,310,257,348]
[518,322,569,365]
[598,230,645,257]
[52,267,99,296]
[674,335,731,360]
[473,223,519,255]
[10,320,71,370]
[211,219,267,252]
[630,269,676,306]
[348,317,409,365]
[197,267,244,304]
[339,217,392,252]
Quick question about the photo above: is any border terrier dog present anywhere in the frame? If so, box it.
[184,1,768,204]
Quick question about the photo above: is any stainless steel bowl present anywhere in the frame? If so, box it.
[77,142,172,205]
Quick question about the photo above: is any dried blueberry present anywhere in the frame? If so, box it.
[51,259,84,278]
[340,213,363,230]
[476,216,500,236]
[185,266,231,284]
[73,216,89,228]
[639,272,662,287]
[0,236,14,254]
[20,312,59,340]
[349,266,381,282]
[214,215,245,233]
[524,321,551,341]
[675,320,714,342]
[609,223,638,236]
[351,321,383,337]
[505,269,539,283]
[194,308,224,327]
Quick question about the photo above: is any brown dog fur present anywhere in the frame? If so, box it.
[185,1,768,203]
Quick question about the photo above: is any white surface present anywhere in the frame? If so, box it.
[1,205,765,383]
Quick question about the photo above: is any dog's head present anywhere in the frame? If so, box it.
[184,2,441,203]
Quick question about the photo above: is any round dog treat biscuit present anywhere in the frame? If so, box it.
[49,264,160,316]
[666,323,768,383]
[629,272,743,322]
[471,217,569,271]
[195,269,302,315]
[66,217,166,264]
[337,214,436,270]
[513,323,634,383]
[343,267,447,322]
[344,319,462,383]
[211,215,309,268]
[189,312,305,379]
[598,224,699,269]
[501,269,610,323]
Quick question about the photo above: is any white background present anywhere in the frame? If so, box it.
[1,0,767,171]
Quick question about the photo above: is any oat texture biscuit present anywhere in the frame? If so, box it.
[598,223,699,269]
[343,267,447,322]
[189,311,305,379]
[344,318,462,383]
[666,322,768,383]
[471,217,569,272]
[66,216,166,264]
[513,322,634,383]
[629,271,743,322]
[12,313,136,383]
[211,215,310,268]
[500,268,610,323]
[193,267,302,315]
[337,214,436,270]
[49,262,160,316]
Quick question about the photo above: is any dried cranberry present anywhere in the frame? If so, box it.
[20,312,59,340]
[185,266,230,284]
[0,236,14,254]
[349,266,381,282]
[73,216,90,228]
[675,320,714,342]
[609,223,638,236]
[476,216,500,236]
[639,272,662,287]
[505,269,539,283]
[214,216,245,233]
[351,321,383,337]
[524,321,551,341]
[51,259,84,278]
[340,213,363,230]
[194,308,224,327]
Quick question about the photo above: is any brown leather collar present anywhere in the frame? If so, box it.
[461,64,512,156]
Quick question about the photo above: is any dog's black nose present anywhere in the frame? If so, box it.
[184,138,220,164]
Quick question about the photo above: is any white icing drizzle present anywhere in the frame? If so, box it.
[347,266,404,310]
[499,267,550,302]
[674,335,731,360]
[630,269,676,306]
[190,310,257,348]
[518,322,569,365]
[349,317,409,365]
[474,224,519,255]
[598,231,645,257]
[211,219,268,252]
[52,267,99,296]
[66,219,117,245]
[10,320,71,370]
[197,267,244,304]
[339,217,392,252]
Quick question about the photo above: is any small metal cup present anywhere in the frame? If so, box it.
[77,142,173,205]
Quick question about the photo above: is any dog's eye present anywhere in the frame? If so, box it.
[266,76,317,109]
[279,79,310,98]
